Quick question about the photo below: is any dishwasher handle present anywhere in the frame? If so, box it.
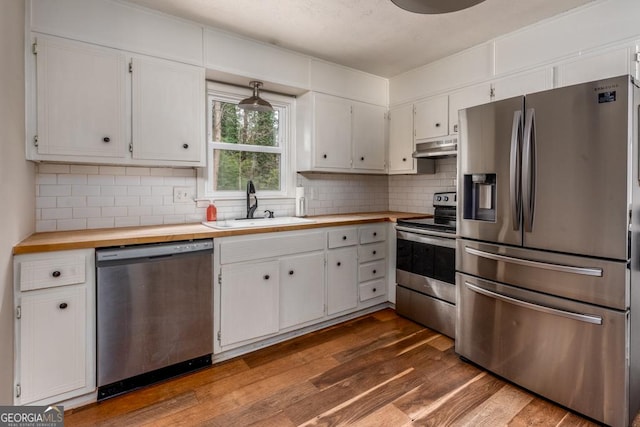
[96,239,213,263]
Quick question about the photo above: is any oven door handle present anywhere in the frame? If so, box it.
[464,246,603,277]
[465,282,603,325]
[397,228,456,247]
[396,226,457,241]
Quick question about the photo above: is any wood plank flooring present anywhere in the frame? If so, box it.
[66,309,609,426]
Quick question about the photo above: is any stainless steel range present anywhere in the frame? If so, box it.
[395,192,456,337]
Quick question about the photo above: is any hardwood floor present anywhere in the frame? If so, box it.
[66,309,605,426]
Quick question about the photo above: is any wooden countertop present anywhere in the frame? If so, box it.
[13,211,430,254]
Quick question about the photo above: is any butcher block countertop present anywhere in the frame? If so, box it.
[13,211,430,255]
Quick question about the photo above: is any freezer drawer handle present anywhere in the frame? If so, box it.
[465,282,602,325]
[464,246,603,277]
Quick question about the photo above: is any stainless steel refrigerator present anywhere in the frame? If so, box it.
[456,75,640,427]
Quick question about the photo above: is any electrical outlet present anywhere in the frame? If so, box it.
[173,186,194,203]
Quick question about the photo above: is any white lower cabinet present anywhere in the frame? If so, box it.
[219,261,279,347]
[327,247,359,315]
[13,249,95,406]
[215,224,392,353]
[279,252,325,329]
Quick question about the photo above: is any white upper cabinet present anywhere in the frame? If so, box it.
[554,46,634,88]
[131,56,205,163]
[448,84,491,135]
[388,104,415,174]
[352,102,386,171]
[414,95,448,141]
[297,92,387,173]
[34,36,128,159]
[491,68,553,101]
[29,35,206,166]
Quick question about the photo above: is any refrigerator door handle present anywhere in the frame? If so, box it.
[464,281,603,325]
[464,246,603,277]
[522,108,536,232]
[510,110,523,231]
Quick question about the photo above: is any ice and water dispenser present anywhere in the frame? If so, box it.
[463,173,496,222]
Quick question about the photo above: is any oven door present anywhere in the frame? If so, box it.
[396,229,456,302]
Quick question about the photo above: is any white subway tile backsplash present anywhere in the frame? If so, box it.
[115,175,141,186]
[114,196,140,207]
[163,177,188,186]
[39,185,72,197]
[36,197,57,209]
[163,214,185,224]
[127,186,152,196]
[127,206,153,216]
[99,166,126,175]
[102,207,128,217]
[140,216,164,226]
[70,165,100,174]
[36,220,57,232]
[88,175,116,185]
[73,207,102,218]
[87,217,115,229]
[149,168,173,176]
[36,174,57,185]
[101,186,128,196]
[115,216,141,228]
[87,196,115,207]
[57,196,87,208]
[56,218,87,231]
[141,176,166,186]
[37,164,70,174]
[153,205,174,216]
[58,174,88,185]
[140,196,164,206]
[126,167,150,176]
[72,185,101,196]
[151,186,173,196]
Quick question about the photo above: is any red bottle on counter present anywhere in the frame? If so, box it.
[206,201,217,221]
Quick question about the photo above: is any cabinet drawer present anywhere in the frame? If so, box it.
[359,279,386,302]
[328,228,358,248]
[359,224,386,244]
[358,242,386,263]
[19,255,86,291]
[359,259,386,282]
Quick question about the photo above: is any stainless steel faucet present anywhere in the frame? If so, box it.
[246,180,258,218]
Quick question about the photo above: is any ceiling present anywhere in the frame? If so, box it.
[126,0,597,78]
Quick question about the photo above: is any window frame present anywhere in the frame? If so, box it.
[197,81,296,201]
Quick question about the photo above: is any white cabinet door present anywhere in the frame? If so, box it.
[414,95,448,141]
[492,68,553,101]
[313,93,352,169]
[388,104,415,174]
[35,36,127,159]
[448,84,491,134]
[352,102,386,171]
[18,286,87,404]
[554,47,632,88]
[279,252,325,329]
[132,56,205,164]
[327,247,358,315]
[220,261,279,347]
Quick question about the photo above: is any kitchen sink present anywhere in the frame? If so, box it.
[202,216,316,229]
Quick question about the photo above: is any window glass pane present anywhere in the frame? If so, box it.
[211,101,279,147]
[213,150,281,191]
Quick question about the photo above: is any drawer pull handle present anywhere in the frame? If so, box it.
[337,262,341,267]
[373,250,377,255]
[373,269,377,274]
[51,270,61,278]
[372,288,377,293]
[342,236,347,240]
[59,302,68,309]
[103,137,111,143]
[373,232,377,237]
[360,156,365,161]
[182,143,189,149]
[323,154,328,159]
[435,122,441,127]
[402,158,407,162]
[264,274,270,280]
[289,270,294,275]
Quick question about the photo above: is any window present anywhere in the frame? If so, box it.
[199,82,294,200]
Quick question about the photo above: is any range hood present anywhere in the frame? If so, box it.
[413,137,457,158]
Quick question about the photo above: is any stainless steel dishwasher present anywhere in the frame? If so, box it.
[95,239,213,400]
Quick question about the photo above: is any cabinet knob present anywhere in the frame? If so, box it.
[373,269,377,274]
[59,302,68,309]
[264,274,270,280]
[289,270,294,275]
[435,123,441,127]
[323,154,327,159]
[103,137,111,143]
[360,156,365,161]
[182,143,189,149]
[373,232,377,237]
[337,262,341,267]
[402,158,407,162]
[373,250,377,255]
[372,288,377,293]
[51,270,61,278]
[342,236,347,240]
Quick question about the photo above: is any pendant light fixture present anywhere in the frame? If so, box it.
[391,0,486,14]
[238,81,273,112]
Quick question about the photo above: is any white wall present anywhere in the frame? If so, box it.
[0,0,35,405]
